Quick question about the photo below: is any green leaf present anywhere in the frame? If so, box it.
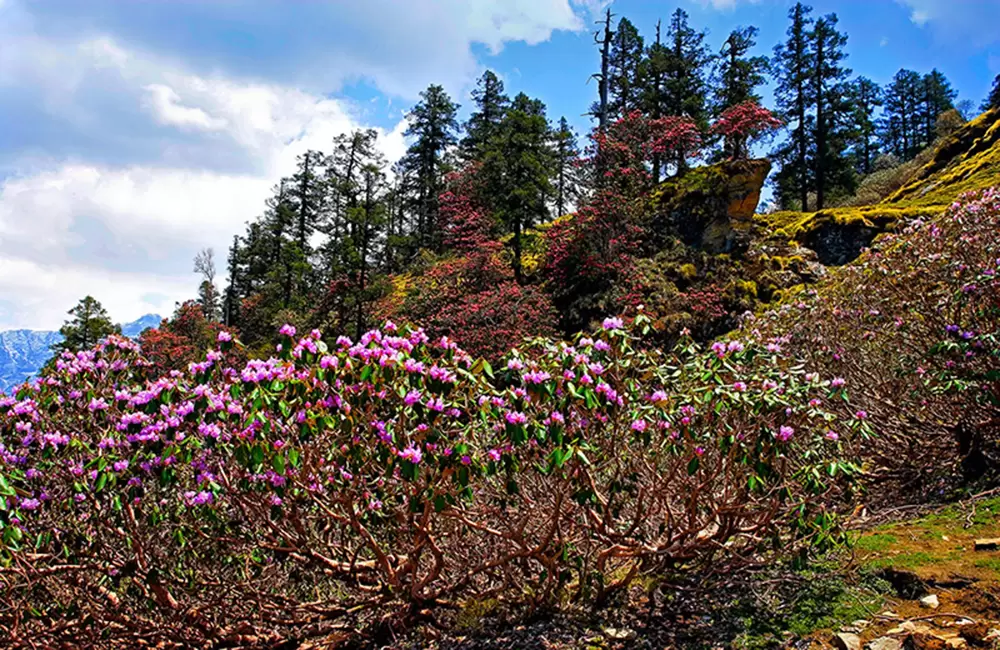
[687,457,700,475]
[272,455,286,475]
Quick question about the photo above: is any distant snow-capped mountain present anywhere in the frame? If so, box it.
[0,314,161,393]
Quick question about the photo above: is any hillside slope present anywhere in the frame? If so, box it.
[754,108,1000,265]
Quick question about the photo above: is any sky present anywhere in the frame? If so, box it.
[1,0,999,331]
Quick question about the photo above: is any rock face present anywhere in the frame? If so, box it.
[0,329,62,393]
[649,158,770,255]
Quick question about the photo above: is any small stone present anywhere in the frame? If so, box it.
[603,627,635,640]
[974,538,1000,550]
[853,620,872,629]
[867,637,903,650]
[834,632,862,650]
[920,594,941,609]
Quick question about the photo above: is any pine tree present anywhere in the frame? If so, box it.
[607,17,645,120]
[713,26,769,158]
[663,8,713,172]
[400,84,459,252]
[642,19,669,181]
[846,77,883,175]
[482,93,554,282]
[552,117,582,216]
[810,13,851,209]
[222,235,242,326]
[772,2,815,210]
[52,296,121,354]
[461,71,509,161]
[920,69,956,145]
[880,69,923,159]
[290,150,327,252]
[982,74,1000,111]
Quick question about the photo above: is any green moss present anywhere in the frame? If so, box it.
[887,108,1000,207]
[678,263,698,280]
[754,205,942,242]
[864,551,957,571]
[853,533,898,553]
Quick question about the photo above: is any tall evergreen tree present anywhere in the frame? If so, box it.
[982,74,1000,112]
[713,26,769,157]
[772,2,815,210]
[482,93,554,283]
[290,150,327,252]
[920,69,957,145]
[607,17,645,120]
[809,13,851,209]
[52,296,121,354]
[642,19,669,181]
[551,116,582,216]
[880,69,923,159]
[460,71,509,161]
[846,77,883,175]
[662,8,713,172]
[400,84,459,251]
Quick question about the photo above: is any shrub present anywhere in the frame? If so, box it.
[0,317,859,646]
[744,188,1000,495]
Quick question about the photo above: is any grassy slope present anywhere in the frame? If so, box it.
[754,108,1000,242]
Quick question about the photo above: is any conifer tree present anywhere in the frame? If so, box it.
[919,69,957,145]
[846,77,883,175]
[713,26,769,158]
[482,93,553,283]
[400,85,459,252]
[642,19,669,181]
[663,8,713,172]
[881,69,923,159]
[460,70,509,161]
[607,17,645,120]
[810,13,851,209]
[772,2,815,210]
[552,116,582,216]
[982,74,1000,111]
[52,296,121,354]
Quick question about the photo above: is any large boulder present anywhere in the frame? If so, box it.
[647,158,770,255]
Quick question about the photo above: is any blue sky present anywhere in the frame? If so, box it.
[1,0,998,330]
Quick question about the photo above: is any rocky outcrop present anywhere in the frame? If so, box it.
[648,158,770,255]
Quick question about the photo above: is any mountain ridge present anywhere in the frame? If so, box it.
[0,313,161,393]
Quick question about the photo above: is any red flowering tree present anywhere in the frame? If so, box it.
[712,101,783,160]
[438,164,497,253]
[545,112,700,332]
[140,301,240,372]
[386,166,557,359]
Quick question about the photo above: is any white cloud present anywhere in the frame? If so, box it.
[142,84,228,131]
[0,0,592,330]
[896,0,1000,47]
[0,34,409,330]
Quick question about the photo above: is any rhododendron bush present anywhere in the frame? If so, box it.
[0,318,860,646]
[744,188,1000,495]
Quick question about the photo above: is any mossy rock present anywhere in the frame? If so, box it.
[648,158,771,255]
